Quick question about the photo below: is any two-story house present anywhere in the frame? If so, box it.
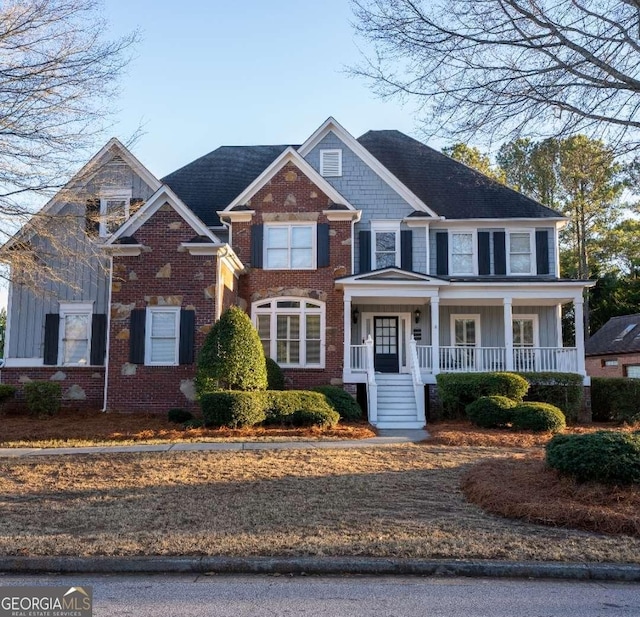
[1,118,592,428]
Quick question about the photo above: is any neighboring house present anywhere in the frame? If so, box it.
[0,118,593,428]
[586,314,640,379]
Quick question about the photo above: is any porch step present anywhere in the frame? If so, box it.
[376,421,426,430]
[372,373,420,428]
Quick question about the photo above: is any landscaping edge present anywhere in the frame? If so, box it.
[1,556,639,581]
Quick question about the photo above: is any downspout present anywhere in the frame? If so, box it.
[101,255,113,412]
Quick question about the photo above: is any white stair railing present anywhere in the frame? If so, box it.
[364,335,377,425]
[409,336,426,424]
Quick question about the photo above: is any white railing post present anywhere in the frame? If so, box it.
[344,297,352,374]
[409,336,426,424]
[431,297,440,375]
[365,335,377,425]
[504,298,514,371]
[574,296,587,376]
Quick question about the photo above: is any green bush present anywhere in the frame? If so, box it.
[436,372,529,419]
[517,372,584,423]
[200,391,267,428]
[546,431,640,484]
[0,384,16,410]
[23,381,61,417]
[183,418,205,429]
[465,395,517,428]
[265,357,285,390]
[312,386,362,421]
[511,402,566,433]
[167,408,194,424]
[196,306,267,394]
[591,378,640,423]
[264,391,335,424]
[291,408,340,428]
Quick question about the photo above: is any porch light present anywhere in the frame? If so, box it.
[414,308,422,324]
[352,307,360,324]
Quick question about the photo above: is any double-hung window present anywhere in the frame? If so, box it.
[58,303,93,366]
[100,189,132,237]
[264,224,315,269]
[450,232,475,275]
[371,221,400,269]
[145,307,180,366]
[508,231,534,275]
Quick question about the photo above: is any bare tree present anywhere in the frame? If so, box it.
[0,0,138,288]
[352,0,640,150]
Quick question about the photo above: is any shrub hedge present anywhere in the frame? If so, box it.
[312,386,362,421]
[265,358,286,390]
[465,395,517,428]
[200,391,267,428]
[591,377,640,423]
[511,402,566,433]
[436,372,529,419]
[546,431,640,484]
[23,381,61,417]
[517,372,584,423]
[167,408,194,424]
[0,384,16,408]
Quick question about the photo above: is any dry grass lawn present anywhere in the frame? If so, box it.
[0,409,375,448]
[1,444,639,562]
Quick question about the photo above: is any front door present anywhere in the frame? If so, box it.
[374,316,399,373]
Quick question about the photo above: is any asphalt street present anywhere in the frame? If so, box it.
[1,573,639,616]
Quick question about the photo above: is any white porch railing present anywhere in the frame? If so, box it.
[350,344,367,372]
[512,347,578,372]
[364,336,377,424]
[439,346,507,373]
[409,337,426,423]
[415,345,433,371]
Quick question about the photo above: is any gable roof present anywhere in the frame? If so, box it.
[585,314,640,356]
[357,130,565,220]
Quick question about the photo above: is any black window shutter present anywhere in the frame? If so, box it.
[478,231,491,275]
[494,231,506,275]
[129,308,146,364]
[179,309,196,365]
[85,199,100,237]
[251,225,263,268]
[536,230,550,275]
[400,230,413,271]
[436,232,449,276]
[317,223,330,268]
[90,314,107,366]
[359,230,371,273]
[43,313,59,365]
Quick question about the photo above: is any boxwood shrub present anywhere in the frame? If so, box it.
[465,395,517,428]
[591,377,640,423]
[312,385,362,421]
[517,372,584,423]
[265,358,286,390]
[546,431,640,484]
[0,384,16,409]
[511,402,566,433]
[167,408,194,424]
[264,391,335,424]
[23,381,61,417]
[436,372,529,419]
[291,408,340,428]
[201,391,267,428]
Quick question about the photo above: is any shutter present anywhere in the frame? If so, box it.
[320,150,342,177]
[129,308,146,364]
[179,309,195,365]
[536,230,550,275]
[494,231,506,275]
[436,232,449,276]
[478,231,491,275]
[251,225,263,268]
[85,199,100,237]
[43,313,59,365]
[317,223,330,268]
[90,314,107,366]
[359,230,371,273]
[400,230,413,271]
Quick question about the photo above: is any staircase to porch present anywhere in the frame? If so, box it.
[374,374,424,429]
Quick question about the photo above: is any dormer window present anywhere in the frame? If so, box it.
[320,149,342,177]
[100,189,132,237]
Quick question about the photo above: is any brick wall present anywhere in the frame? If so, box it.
[586,354,640,378]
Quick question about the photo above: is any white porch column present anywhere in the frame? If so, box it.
[556,303,564,347]
[343,295,352,375]
[574,295,587,375]
[431,297,440,374]
[503,298,514,371]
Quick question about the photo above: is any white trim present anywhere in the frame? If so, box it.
[263,222,317,270]
[319,149,343,177]
[58,302,94,367]
[450,314,481,347]
[3,358,44,367]
[298,117,439,217]
[103,244,144,257]
[217,210,255,223]
[99,189,132,238]
[4,278,13,360]
[361,311,412,373]
[449,230,478,276]
[222,147,356,212]
[434,217,567,225]
[371,220,401,270]
[102,255,113,412]
[145,306,180,366]
[507,229,535,276]
[511,313,540,347]
[322,209,362,222]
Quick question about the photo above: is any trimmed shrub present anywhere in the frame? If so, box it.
[517,372,584,423]
[23,381,61,417]
[436,372,529,419]
[511,402,566,433]
[196,306,267,394]
[312,385,362,421]
[264,391,335,424]
[291,408,340,428]
[546,431,640,484]
[265,357,285,390]
[200,391,267,428]
[591,378,640,423]
[168,408,194,424]
[183,418,205,429]
[0,384,16,410]
[465,395,517,428]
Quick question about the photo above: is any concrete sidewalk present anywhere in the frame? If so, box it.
[0,428,429,458]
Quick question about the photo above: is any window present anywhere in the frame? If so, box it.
[58,303,93,366]
[512,317,538,347]
[100,189,132,237]
[253,298,324,368]
[626,365,640,379]
[508,231,534,275]
[602,359,619,367]
[451,315,480,347]
[371,221,400,269]
[320,149,342,177]
[145,307,180,366]
[613,324,636,342]
[450,232,475,275]
[264,224,315,270]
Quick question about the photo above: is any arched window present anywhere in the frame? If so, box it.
[253,298,325,368]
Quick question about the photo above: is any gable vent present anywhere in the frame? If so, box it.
[320,149,342,177]
[109,154,127,165]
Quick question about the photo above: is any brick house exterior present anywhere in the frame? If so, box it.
[585,314,640,380]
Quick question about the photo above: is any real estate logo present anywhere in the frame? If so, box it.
[0,586,92,617]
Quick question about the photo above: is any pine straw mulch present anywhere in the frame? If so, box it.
[0,408,375,448]
[462,453,640,537]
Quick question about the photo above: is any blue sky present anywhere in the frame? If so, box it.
[104,0,427,178]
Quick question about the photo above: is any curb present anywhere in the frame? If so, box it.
[1,556,639,581]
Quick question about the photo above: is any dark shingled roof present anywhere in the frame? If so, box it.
[357,130,564,220]
[585,314,640,356]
